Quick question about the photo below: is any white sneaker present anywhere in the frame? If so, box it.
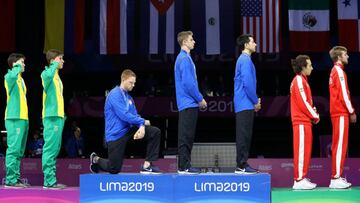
[329,177,351,189]
[292,178,317,190]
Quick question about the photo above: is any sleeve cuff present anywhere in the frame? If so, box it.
[139,119,145,127]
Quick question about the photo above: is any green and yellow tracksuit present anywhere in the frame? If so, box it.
[41,61,65,187]
[4,64,29,185]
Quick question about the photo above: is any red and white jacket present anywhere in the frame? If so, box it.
[290,74,319,125]
[329,63,355,117]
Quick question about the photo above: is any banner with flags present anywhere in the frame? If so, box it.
[288,0,330,52]
[190,0,235,55]
[139,0,184,54]
[0,0,16,52]
[99,0,135,55]
[240,0,281,53]
[337,0,360,52]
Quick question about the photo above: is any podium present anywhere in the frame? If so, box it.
[174,173,270,203]
[80,173,173,202]
[80,173,271,203]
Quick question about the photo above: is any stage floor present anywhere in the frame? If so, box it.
[0,186,79,203]
[1,186,359,203]
[272,187,360,203]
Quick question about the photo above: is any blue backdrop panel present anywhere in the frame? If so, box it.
[173,173,271,203]
[80,173,173,203]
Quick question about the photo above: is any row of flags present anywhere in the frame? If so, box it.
[288,0,360,52]
[0,0,358,55]
[100,0,280,54]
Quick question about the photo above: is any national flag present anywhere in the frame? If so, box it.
[64,0,85,54]
[240,0,281,53]
[139,0,184,54]
[190,0,235,55]
[288,0,330,52]
[44,0,65,53]
[99,0,135,55]
[337,0,360,52]
[0,0,15,52]
[44,0,86,54]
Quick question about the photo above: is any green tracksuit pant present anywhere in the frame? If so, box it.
[42,117,64,187]
[5,119,28,185]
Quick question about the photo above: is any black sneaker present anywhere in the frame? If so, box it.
[17,178,30,187]
[177,167,201,175]
[90,152,99,173]
[4,182,27,189]
[43,183,66,190]
[234,166,259,174]
[140,164,162,174]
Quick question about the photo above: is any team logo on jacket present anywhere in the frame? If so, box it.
[129,99,133,105]
[299,87,304,92]
[340,76,344,81]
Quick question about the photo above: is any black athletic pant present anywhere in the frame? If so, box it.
[98,126,161,174]
[236,110,254,168]
[178,107,198,170]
